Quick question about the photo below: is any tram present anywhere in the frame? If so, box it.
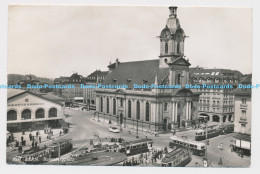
[23,139,73,164]
[218,123,234,135]
[169,136,206,156]
[161,148,192,167]
[195,125,220,141]
[48,139,73,158]
[119,139,153,156]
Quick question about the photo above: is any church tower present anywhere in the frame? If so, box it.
[159,7,190,87]
[159,6,186,68]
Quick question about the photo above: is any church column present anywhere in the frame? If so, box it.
[175,102,178,123]
[188,101,192,120]
[172,102,175,122]
[186,101,189,120]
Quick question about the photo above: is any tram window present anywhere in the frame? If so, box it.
[142,143,146,147]
[194,145,197,149]
[201,146,205,149]
[126,146,130,150]
[137,144,141,148]
[190,144,194,148]
[132,145,136,149]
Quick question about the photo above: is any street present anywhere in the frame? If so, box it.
[7,108,250,167]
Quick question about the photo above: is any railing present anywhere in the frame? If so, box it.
[240,104,248,108]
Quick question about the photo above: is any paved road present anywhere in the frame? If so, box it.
[64,109,250,167]
[7,108,250,167]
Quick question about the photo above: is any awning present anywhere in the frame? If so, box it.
[233,133,251,142]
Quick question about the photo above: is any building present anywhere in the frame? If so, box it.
[230,74,251,156]
[84,69,108,107]
[7,89,65,132]
[189,67,243,123]
[54,73,85,102]
[95,7,200,132]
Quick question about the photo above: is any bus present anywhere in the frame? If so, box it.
[119,139,153,156]
[195,125,220,141]
[161,148,192,167]
[169,136,206,156]
[48,139,73,158]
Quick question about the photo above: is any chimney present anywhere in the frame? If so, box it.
[169,6,177,17]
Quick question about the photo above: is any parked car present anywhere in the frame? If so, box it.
[109,127,120,133]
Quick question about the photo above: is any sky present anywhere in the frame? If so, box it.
[7,5,252,78]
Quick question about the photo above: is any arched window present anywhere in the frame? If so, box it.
[107,98,109,114]
[177,43,180,54]
[101,97,103,112]
[128,100,131,118]
[91,100,95,105]
[145,102,150,122]
[7,110,17,121]
[113,98,116,115]
[49,108,57,118]
[165,43,168,54]
[35,109,44,119]
[136,101,140,120]
[22,109,31,120]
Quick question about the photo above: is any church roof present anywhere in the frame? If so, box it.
[102,59,169,86]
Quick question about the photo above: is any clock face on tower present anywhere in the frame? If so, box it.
[162,30,171,42]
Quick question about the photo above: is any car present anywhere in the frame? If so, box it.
[109,127,120,133]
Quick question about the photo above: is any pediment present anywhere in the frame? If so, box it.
[170,57,191,66]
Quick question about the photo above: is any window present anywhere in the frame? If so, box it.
[242,98,247,104]
[128,100,131,118]
[101,97,103,112]
[136,101,140,120]
[164,103,168,111]
[165,43,168,54]
[7,110,17,121]
[242,110,246,116]
[49,108,57,118]
[35,109,44,119]
[107,98,109,113]
[120,98,123,107]
[177,74,181,84]
[113,98,116,115]
[22,109,31,120]
[145,102,150,122]
[177,43,180,54]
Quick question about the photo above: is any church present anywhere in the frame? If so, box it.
[95,7,200,132]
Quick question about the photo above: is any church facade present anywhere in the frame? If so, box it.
[95,7,200,132]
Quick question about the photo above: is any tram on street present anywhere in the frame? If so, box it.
[169,136,206,156]
[161,148,192,167]
[48,139,73,158]
[195,125,220,141]
[218,123,234,135]
[119,139,153,156]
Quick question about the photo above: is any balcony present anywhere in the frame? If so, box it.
[239,117,247,124]
[240,104,248,109]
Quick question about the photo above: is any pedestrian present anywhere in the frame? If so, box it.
[39,136,41,143]
[35,142,38,148]
[32,141,35,149]
[21,136,24,143]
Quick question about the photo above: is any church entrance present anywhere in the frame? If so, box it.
[177,115,181,128]
[120,113,123,125]
[163,118,168,131]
